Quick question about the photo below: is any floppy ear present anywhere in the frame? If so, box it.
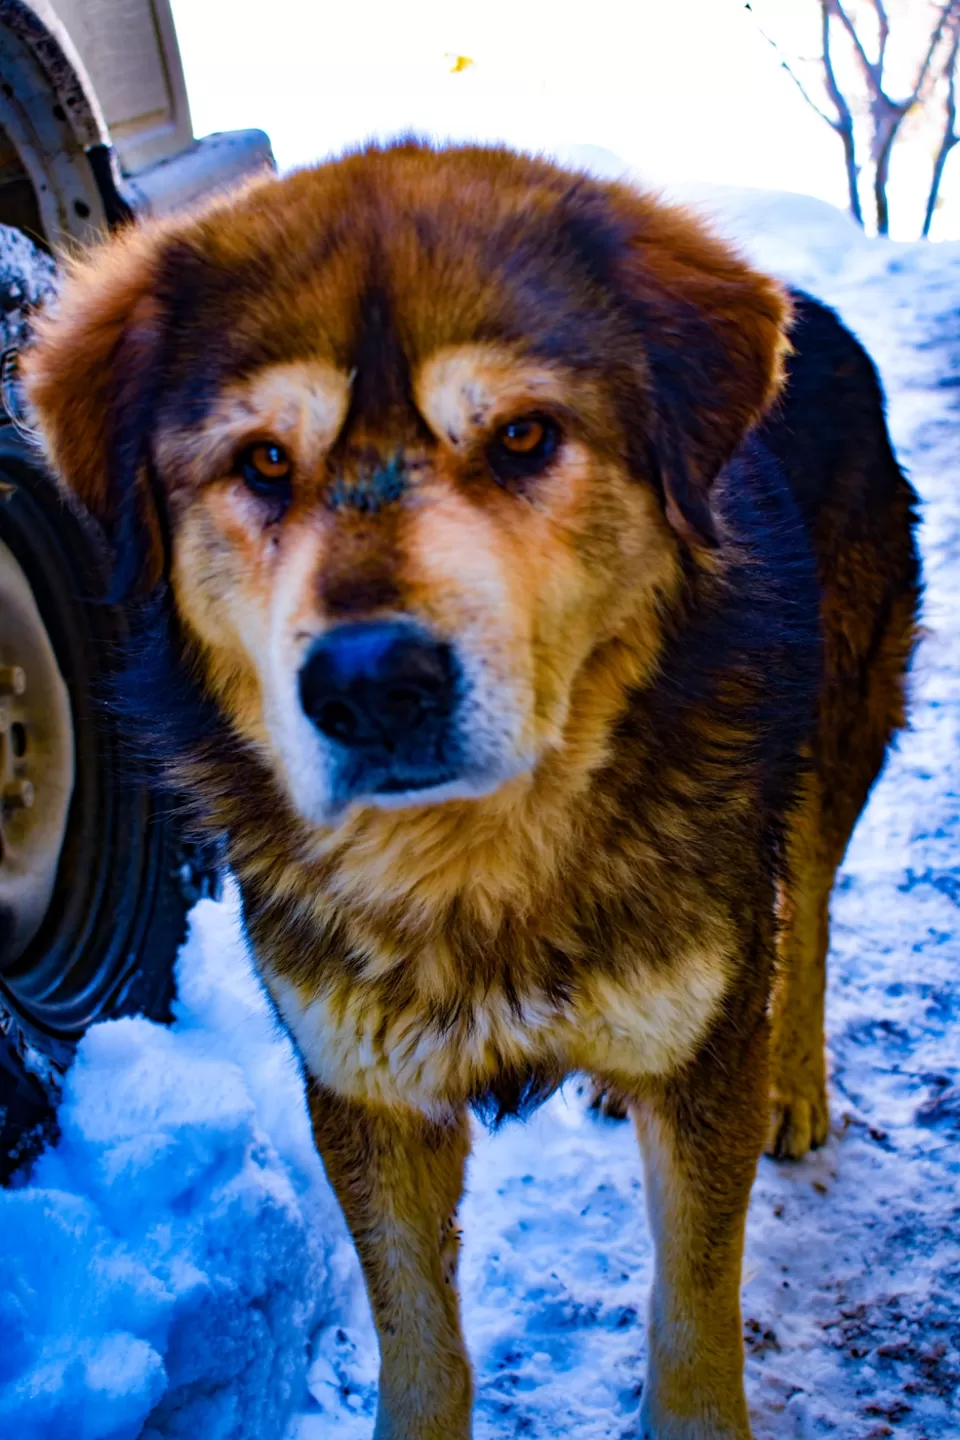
[21,227,169,599]
[624,200,791,546]
[564,185,791,546]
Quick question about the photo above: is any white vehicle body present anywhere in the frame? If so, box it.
[0,0,273,250]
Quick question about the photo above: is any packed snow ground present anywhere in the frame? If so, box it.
[2,186,958,1440]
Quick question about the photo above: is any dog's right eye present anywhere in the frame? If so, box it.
[487,413,560,489]
[235,442,293,507]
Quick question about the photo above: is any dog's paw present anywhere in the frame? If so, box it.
[765,1090,829,1160]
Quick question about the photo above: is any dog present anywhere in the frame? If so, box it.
[23,142,919,1439]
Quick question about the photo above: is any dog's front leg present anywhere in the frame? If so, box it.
[308,1084,473,1439]
[633,1010,769,1440]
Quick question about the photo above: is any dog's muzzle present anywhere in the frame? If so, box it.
[298,620,462,800]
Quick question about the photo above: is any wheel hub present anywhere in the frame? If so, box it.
[0,536,74,966]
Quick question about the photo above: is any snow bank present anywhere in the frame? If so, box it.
[0,892,362,1440]
[668,182,873,290]
[552,144,874,292]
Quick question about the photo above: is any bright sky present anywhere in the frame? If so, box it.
[170,0,957,241]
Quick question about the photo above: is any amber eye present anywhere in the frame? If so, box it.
[236,441,293,499]
[488,414,560,487]
[500,418,547,454]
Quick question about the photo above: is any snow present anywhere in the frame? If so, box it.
[0,899,360,1439]
[3,186,959,1439]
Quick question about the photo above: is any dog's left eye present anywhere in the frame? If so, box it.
[488,414,560,484]
[235,441,293,500]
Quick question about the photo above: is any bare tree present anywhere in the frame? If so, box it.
[748,0,960,237]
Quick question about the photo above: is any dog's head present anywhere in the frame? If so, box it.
[23,144,789,827]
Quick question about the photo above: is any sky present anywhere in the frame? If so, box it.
[169,0,958,242]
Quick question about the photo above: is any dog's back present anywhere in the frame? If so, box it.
[760,291,920,1159]
[762,293,919,834]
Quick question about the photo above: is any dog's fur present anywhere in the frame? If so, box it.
[23,143,919,1439]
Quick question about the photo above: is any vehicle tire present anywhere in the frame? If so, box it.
[0,228,220,1183]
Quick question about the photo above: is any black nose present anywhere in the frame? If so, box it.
[299,622,456,749]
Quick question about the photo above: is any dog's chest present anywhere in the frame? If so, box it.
[261,930,730,1114]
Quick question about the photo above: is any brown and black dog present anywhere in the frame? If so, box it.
[23,143,919,1438]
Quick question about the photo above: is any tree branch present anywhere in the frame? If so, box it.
[829,0,880,87]
[820,0,865,223]
[867,0,891,73]
[819,1,856,129]
[873,2,960,230]
[832,0,956,110]
[922,18,960,236]
[907,1,960,108]
[749,8,840,130]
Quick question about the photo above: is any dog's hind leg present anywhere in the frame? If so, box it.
[634,1005,769,1439]
[768,583,915,1164]
[766,773,834,1161]
[308,1085,472,1440]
